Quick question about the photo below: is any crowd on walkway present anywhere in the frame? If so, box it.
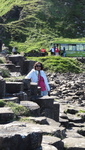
[0,39,66,57]
[39,46,66,57]
[49,44,66,57]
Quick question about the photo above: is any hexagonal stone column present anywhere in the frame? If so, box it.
[0,76,5,98]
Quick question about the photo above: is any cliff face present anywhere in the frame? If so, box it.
[0,0,85,51]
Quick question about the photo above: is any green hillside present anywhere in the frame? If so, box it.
[0,0,85,52]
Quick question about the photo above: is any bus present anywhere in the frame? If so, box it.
[50,43,85,57]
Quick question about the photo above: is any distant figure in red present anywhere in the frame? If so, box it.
[55,47,60,55]
[40,48,46,56]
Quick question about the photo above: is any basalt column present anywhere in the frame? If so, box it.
[0,76,5,98]
[36,96,59,121]
[0,39,2,52]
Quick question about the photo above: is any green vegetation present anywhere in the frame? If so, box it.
[27,56,82,73]
[0,100,5,107]
[53,38,85,45]
[0,100,30,121]
[66,51,85,57]
[79,109,85,113]
[0,56,10,78]
[0,57,6,64]
[0,67,10,77]
[5,102,30,118]
[4,75,25,82]
[19,117,36,123]
[0,0,85,53]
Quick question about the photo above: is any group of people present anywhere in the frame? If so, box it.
[50,47,60,56]
[0,41,17,55]
[50,45,66,57]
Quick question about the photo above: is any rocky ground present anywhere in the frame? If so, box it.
[0,54,85,150]
[47,72,85,149]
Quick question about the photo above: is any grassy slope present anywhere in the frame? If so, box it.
[26,56,83,73]
[0,0,85,53]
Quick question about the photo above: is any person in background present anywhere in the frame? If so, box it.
[12,47,17,54]
[50,47,55,55]
[55,47,60,55]
[25,62,50,96]
[62,47,66,57]
[2,43,9,54]
[40,48,46,56]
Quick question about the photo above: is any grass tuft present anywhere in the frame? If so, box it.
[5,102,30,118]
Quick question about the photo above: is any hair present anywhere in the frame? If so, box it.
[33,62,43,70]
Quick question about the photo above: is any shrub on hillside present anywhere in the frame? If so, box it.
[27,56,82,73]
